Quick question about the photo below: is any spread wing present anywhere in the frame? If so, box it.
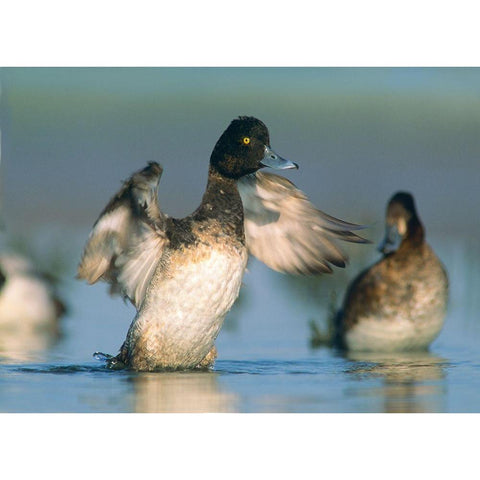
[238,172,368,275]
[77,162,168,308]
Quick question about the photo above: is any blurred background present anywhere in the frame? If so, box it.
[0,67,479,412]
[2,68,479,235]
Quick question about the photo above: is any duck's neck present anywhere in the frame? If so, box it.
[399,217,425,253]
[195,166,245,228]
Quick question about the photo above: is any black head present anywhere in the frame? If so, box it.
[379,191,424,254]
[386,192,420,230]
[210,116,297,179]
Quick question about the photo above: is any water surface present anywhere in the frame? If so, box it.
[0,232,478,413]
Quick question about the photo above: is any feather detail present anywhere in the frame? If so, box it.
[78,162,167,308]
[238,171,369,275]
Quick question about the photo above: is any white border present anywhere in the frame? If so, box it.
[1,1,479,66]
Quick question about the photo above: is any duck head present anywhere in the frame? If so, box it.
[379,191,424,255]
[210,116,298,179]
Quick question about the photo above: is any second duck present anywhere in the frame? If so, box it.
[334,191,448,352]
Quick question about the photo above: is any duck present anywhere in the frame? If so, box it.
[78,116,367,371]
[334,191,448,352]
[0,253,66,334]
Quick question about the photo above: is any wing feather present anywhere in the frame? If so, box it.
[238,172,368,275]
[78,162,168,308]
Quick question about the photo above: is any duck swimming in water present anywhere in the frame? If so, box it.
[0,253,66,335]
[78,116,367,371]
[334,191,448,352]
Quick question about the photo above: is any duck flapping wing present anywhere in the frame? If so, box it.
[77,162,167,308]
[238,172,368,275]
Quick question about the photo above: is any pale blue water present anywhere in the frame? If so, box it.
[0,68,479,412]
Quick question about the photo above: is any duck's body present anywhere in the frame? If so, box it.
[336,192,448,352]
[0,253,65,333]
[123,242,247,370]
[121,172,248,370]
[79,117,367,371]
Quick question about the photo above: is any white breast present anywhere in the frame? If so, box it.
[344,313,445,352]
[130,247,248,369]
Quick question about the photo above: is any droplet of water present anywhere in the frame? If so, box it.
[93,351,113,362]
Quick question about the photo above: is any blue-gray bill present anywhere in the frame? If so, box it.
[378,224,402,254]
[260,146,299,170]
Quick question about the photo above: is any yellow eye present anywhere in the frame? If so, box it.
[243,137,250,145]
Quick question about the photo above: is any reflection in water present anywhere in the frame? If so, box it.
[344,351,447,413]
[131,371,238,413]
[0,327,61,363]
